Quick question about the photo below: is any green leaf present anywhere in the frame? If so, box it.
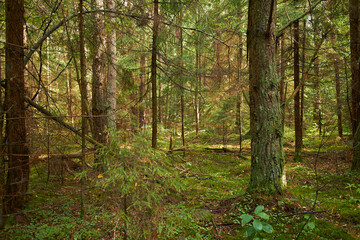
[306,222,315,230]
[257,212,270,220]
[253,219,263,231]
[262,222,274,233]
[244,226,255,238]
[240,214,253,226]
[254,205,264,214]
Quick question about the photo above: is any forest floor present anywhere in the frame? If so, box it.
[1,134,360,239]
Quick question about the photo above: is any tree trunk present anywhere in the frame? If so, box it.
[313,57,322,135]
[151,0,159,148]
[91,0,107,167]
[350,0,360,170]
[300,20,306,140]
[105,0,117,132]
[4,0,30,215]
[294,17,302,160]
[0,47,5,229]
[139,54,146,130]
[237,34,243,154]
[247,0,285,194]
[79,0,86,218]
[334,57,343,138]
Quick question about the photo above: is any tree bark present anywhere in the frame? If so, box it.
[151,0,159,148]
[105,0,117,132]
[247,0,285,194]
[4,0,30,215]
[91,0,107,166]
[350,0,360,170]
[294,17,302,160]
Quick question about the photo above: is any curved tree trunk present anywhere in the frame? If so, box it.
[247,0,285,194]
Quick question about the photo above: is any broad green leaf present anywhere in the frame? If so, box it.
[257,212,269,220]
[254,205,264,214]
[306,222,315,230]
[253,219,263,231]
[262,222,274,233]
[244,226,255,238]
[240,214,253,226]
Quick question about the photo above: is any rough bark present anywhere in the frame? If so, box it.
[350,0,360,170]
[105,0,117,131]
[91,0,107,167]
[151,0,159,148]
[300,20,306,141]
[237,35,243,154]
[0,46,5,228]
[247,0,285,194]
[4,0,30,215]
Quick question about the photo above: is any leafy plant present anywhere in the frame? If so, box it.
[239,205,273,240]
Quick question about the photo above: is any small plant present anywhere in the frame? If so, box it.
[238,205,273,240]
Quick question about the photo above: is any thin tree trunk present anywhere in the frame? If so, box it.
[0,48,5,229]
[334,57,343,138]
[313,57,322,135]
[237,35,243,154]
[300,20,306,140]
[247,0,285,194]
[4,0,30,215]
[106,0,117,132]
[66,67,74,124]
[294,17,302,160]
[139,54,146,130]
[151,0,159,148]
[79,0,86,218]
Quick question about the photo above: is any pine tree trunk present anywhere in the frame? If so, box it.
[4,0,30,215]
[247,0,285,194]
[294,18,302,160]
[151,0,159,148]
[237,35,243,154]
[105,0,117,132]
[79,0,86,218]
[334,57,343,138]
[0,46,5,228]
[139,54,146,130]
[91,0,107,166]
[350,0,360,170]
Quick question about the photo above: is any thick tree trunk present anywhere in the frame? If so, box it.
[91,0,107,166]
[4,0,30,215]
[294,18,302,160]
[247,0,285,194]
[350,0,360,170]
[151,0,159,148]
[105,0,117,132]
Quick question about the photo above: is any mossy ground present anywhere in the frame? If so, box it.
[0,133,359,239]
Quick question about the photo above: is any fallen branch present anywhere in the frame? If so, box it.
[205,147,234,153]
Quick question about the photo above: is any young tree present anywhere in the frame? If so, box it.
[294,12,302,160]
[4,0,30,215]
[151,0,159,148]
[247,0,285,194]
